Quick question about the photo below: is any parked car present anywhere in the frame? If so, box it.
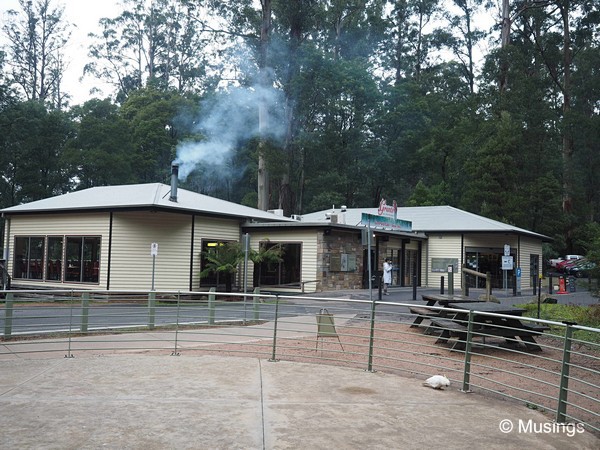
[549,257,564,268]
[552,254,585,272]
[568,260,597,278]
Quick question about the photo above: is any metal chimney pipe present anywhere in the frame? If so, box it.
[170,163,179,202]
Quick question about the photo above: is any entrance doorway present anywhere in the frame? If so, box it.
[465,249,513,289]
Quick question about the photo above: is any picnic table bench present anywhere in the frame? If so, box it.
[409,294,484,328]
[429,302,547,352]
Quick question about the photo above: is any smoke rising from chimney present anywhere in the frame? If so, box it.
[174,85,286,181]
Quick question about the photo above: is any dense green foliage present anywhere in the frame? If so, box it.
[1,0,599,261]
[519,303,600,343]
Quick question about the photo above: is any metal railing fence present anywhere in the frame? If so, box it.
[1,289,599,434]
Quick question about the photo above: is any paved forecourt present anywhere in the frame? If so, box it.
[0,350,597,449]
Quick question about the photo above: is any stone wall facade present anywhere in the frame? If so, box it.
[318,230,367,291]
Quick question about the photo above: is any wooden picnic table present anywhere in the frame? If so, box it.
[432,302,546,352]
[421,293,483,306]
[409,294,485,328]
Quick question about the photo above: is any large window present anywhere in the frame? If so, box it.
[65,237,101,283]
[13,237,45,280]
[13,235,100,284]
[258,242,301,287]
[46,237,63,281]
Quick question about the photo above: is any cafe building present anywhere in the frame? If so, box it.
[1,181,548,294]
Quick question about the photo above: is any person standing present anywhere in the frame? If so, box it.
[383,258,392,295]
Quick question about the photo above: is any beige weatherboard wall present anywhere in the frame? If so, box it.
[109,211,193,291]
[427,233,463,290]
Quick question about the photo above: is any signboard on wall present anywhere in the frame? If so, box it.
[431,258,458,273]
[361,213,412,232]
[502,256,514,270]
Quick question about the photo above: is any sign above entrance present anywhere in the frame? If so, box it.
[366,198,411,231]
[378,198,397,219]
[361,213,412,232]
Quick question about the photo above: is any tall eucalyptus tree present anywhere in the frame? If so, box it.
[2,0,71,108]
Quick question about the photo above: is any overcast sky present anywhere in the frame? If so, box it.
[0,0,123,104]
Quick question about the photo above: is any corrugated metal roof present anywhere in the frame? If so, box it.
[1,183,291,222]
[301,205,550,239]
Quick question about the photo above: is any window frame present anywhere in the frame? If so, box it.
[257,241,302,287]
[12,234,101,284]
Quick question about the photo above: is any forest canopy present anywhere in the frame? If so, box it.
[1,0,599,260]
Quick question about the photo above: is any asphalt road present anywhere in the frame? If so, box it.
[1,285,597,336]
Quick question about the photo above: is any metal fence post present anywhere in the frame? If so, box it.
[461,310,475,392]
[269,295,280,362]
[208,287,216,325]
[65,292,75,358]
[367,299,377,372]
[81,292,90,333]
[4,292,13,339]
[148,291,156,330]
[253,287,260,321]
[556,321,576,423]
[172,291,181,356]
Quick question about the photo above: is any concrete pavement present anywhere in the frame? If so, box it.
[0,353,598,449]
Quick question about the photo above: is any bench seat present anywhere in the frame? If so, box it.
[409,306,441,329]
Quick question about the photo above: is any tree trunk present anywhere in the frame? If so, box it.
[499,0,511,92]
[257,0,272,211]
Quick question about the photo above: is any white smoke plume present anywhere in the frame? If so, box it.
[174,85,286,180]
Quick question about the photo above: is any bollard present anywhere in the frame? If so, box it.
[208,287,216,325]
[512,274,517,296]
[148,291,156,330]
[448,271,454,295]
[549,274,553,294]
[378,273,383,300]
[412,274,417,300]
[440,276,445,295]
[4,292,13,339]
[253,287,260,321]
[81,292,90,333]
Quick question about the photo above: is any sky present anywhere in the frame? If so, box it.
[0,0,123,105]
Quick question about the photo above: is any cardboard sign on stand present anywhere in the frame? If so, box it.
[316,308,344,352]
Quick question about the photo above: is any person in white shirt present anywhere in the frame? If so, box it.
[383,258,392,295]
